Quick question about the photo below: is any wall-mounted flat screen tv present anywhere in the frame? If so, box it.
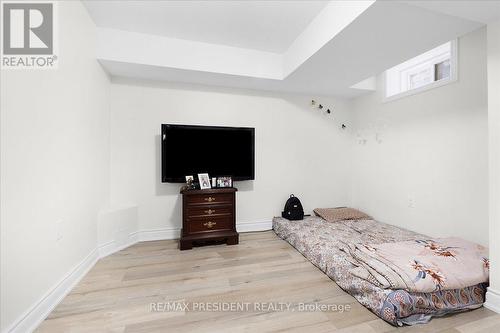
[161,124,255,183]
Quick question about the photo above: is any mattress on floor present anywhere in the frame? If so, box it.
[272,216,486,326]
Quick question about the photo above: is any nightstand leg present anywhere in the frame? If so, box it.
[227,234,239,246]
[180,239,193,250]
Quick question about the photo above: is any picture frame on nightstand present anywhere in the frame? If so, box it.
[198,173,211,189]
[217,176,232,188]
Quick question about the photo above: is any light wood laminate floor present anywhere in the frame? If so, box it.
[37,231,500,333]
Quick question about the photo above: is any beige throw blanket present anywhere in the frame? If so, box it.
[345,237,489,293]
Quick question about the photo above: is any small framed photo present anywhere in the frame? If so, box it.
[198,173,211,190]
[217,176,232,188]
[185,175,194,183]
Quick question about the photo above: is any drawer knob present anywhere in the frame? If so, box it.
[204,197,216,202]
[203,221,217,229]
[204,209,215,215]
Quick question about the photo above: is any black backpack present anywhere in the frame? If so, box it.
[282,194,304,220]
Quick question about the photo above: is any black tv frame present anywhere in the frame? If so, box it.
[161,124,255,183]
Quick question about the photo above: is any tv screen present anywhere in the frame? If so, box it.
[161,124,255,183]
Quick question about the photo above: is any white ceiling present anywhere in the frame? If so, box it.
[404,1,500,24]
[83,0,328,53]
[84,1,497,98]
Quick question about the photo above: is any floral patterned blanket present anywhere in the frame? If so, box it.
[345,238,489,292]
[272,216,487,326]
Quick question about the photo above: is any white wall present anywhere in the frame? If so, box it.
[0,2,110,332]
[108,79,353,234]
[351,27,488,245]
[486,19,500,312]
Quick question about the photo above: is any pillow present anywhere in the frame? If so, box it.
[313,207,371,223]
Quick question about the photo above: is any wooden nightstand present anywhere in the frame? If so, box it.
[179,187,239,250]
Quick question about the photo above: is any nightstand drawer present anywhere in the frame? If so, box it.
[186,205,232,218]
[188,216,232,233]
[186,193,233,206]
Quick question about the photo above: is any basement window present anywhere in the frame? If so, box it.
[384,40,457,101]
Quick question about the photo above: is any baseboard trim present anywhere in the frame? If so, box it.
[7,222,274,332]
[97,233,139,258]
[98,227,181,257]
[5,249,99,333]
[138,227,180,241]
[485,287,500,313]
[237,219,273,232]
